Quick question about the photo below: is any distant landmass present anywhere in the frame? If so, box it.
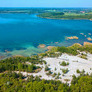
[38,11,92,20]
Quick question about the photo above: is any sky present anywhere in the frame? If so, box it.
[0,0,92,8]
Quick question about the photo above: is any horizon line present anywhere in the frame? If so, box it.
[0,7,92,8]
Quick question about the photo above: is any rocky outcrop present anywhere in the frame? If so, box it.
[66,36,79,40]
[84,42,92,46]
[47,46,55,50]
[87,37,92,41]
[38,44,46,48]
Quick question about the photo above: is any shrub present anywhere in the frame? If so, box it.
[62,68,69,74]
[76,69,85,74]
[76,69,81,73]
[45,65,50,71]
[46,70,52,75]
[60,61,69,66]
[52,73,57,77]
[55,67,57,71]
[80,54,87,59]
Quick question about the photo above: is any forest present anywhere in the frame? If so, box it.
[0,71,92,92]
[0,56,46,73]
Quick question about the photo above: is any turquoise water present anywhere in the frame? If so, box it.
[0,12,92,58]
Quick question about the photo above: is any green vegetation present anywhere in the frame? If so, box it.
[45,65,50,71]
[0,44,91,91]
[71,75,92,92]
[62,68,69,74]
[60,61,69,66]
[55,67,57,71]
[80,53,87,59]
[0,42,91,91]
[0,71,92,92]
[0,56,45,73]
[46,70,52,76]
[76,69,85,74]
[38,12,64,19]
[55,72,61,79]
[38,12,92,20]
[52,73,57,77]
[38,43,92,58]
[76,69,81,73]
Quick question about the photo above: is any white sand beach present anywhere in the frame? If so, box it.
[16,52,92,85]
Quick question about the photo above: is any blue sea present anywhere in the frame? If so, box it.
[0,10,92,58]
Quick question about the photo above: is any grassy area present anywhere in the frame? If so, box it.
[37,12,92,19]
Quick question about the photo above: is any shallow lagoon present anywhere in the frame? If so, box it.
[0,12,92,58]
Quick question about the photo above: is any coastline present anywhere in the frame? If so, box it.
[2,42,92,85]
[1,41,92,59]
[37,15,92,21]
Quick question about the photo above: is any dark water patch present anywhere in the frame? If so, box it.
[1,48,14,52]
[15,47,27,50]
